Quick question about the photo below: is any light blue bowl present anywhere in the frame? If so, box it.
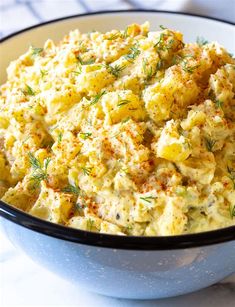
[1,201,235,299]
[0,10,235,300]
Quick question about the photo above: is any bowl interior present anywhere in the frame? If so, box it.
[0,11,234,83]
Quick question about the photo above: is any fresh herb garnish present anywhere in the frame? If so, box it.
[156,59,165,70]
[159,25,167,30]
[125,224,133,234]
[78,42,89,53]
[81,167,92,176]
[181,61,200,73]
[205,137,216,152]
[107,64,126,78]
[124,45,140,62]
[40,69,48,78]
[154,33,166,50]
[121,26,129,38]
[76,54,95,65]
[71,66,82,75]
[117,101,129,107]
[107,32,120,40]
[215,99,223,109]
[28,153,51,188]
[142,59,154,82]
[172,54,193,65]
[75,202,86,213]
[230,204,235,218]
[23,84,35,96]
[29,152,42,169]
[175,186,187,197]
[79,132,92,140]
[154,34,175,51]
[87,218,95,231]
[172,55,181,65]
[31,46,43,56]
[117,96,130,108]
[208,90,223,109]
[89,91,106,106]
[58,132,63,144]
[227,165,235,189]
[196,36,208,46]
[177,126,184,136]
[140,196,156,203]
[121,117,130,124]
[62,183,81,195]
[166,39,175,50]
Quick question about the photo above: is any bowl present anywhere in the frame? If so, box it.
[0,10,235,300]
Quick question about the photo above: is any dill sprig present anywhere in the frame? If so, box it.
[71,66,82,75]
[78,42,89,53]
[29,153,51,188]
[31,46,43,56]
[87,218,95,231]
[125,224,133,234]
[89,91,106,106]
[215,99,223,109]
[107,64,126,78]
[81,167,92,176]
[79,132,92,140]
[62,183,81,195]
[44,157,51,170]
[166,39,175,50]
[196,36,208,46]
[63,184,87,213]
[142,59,155,82]
[76,54,95,65]
[124,45,140,62]
[117,100,130,107]
[172,54,193,65]
[154,33,175,52]
[121,26,129,39]
[58,132,63,144]
[140,196,156,203]
[230,204,235,219]
[75,202,87,213]
[177,126,184,136]
[181,61,200,73]
[156,59,165,70]
[107,32,120,40]
[40,69,48,78]
[29,153,42,169]
[208,90,223,109]
[121,117,130,124]
[117,96,130,108]
[205,137,216,152]
[23,84,35,96]
[154,33,166,50]
[227,165,235,189]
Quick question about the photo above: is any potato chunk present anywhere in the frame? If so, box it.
[101,90,146,124]
[29,182,73,223]
[153,120,192,162]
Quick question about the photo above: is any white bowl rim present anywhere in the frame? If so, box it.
[0,9,234,43]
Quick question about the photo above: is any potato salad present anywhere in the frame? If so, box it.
[0,23,235,236]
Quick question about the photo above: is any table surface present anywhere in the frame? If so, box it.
[1,232,235,307]
[0,0,235,306]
